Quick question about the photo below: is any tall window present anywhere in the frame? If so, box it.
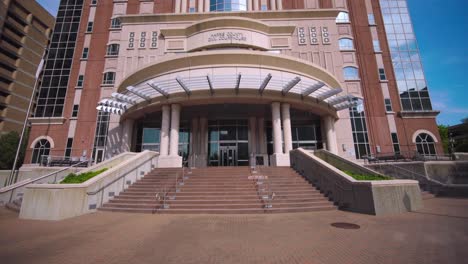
[34,0,84,118]
[92,111,110,162]
[86,21,93,32]
[391,133,400,154]
[76,75,84,87]
[415,133,436,156]
[72,104,79,117]
[106,44,119,56]
[65,138,73,157]
[102,72,115,85]
[343,67,359,80]
[349,101,370,159]
[336,12,350,23]
[378,68,387,81]
[339,38,354,50]
[31,139,51,164]
[380,0,433,111]
[82,47,89,59]
[210,0,247,12]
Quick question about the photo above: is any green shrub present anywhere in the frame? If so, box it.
[342,170,391,181]
[61,168,108,184]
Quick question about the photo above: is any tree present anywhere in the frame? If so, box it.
[462,117,468,124]
[0,131,27,170]
[438,125,449,154]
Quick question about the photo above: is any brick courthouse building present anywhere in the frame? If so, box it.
[24,0,442,167]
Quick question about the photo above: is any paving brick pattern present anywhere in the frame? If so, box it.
[1,197,467,264]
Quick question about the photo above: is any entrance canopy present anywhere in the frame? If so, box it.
[97,50,359,116]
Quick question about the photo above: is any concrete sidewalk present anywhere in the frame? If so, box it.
[1,197,467,264]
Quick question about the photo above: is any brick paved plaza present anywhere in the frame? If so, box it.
[1,197,467,264]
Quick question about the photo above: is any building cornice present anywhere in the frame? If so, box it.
[116,9,344,24]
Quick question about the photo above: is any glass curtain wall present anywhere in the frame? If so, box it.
[379,0,433,111]
[210,0,247,12]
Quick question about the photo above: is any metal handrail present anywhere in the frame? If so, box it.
[86,156,154,196]
[1,160,88,204]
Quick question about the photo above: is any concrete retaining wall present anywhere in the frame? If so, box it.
[425,161,468,184]
[291,149,422,216]
[19,151,158,221]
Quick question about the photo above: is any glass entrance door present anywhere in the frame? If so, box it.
[220,145,237,166]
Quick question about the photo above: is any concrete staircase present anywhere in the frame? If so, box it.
[99,166,336,214]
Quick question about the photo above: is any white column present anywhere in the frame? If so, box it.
[324,116,338,154]
[254,0,259,10]
[277,0,282,10]
[121,119,134,153]
[271,102,283,155]
[204,0,210,12]
[270,0,276,10]
[249,117,257,155]
[258,117,267,154]
[175,0,181,13]
[169,104,181,156]
[160,105,170,156]
[281,103,293,154]
[247,0,253,11]
[181,0,187,13]
[197,0,203,12]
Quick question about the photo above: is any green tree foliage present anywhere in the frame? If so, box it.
[0,131,28,170]
[438,125,449,153]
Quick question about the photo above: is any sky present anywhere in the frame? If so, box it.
[36,0,468,126]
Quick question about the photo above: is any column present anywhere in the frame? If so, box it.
[281,103,293,154]
[277,0,282,10]
[204,0,210,12]
[254,0,259,10]
[169,104,181,156]
[271,102,283,155]
[270,0,276,10]
[160,105,170,156]
[324,116,338,154]
[247,0,253,11]
[257,117,267,154]
[181,0,187,13]
[175,0,181,13]
[121,118,134,153]
[249,117,257,155]
[197,0,203,12]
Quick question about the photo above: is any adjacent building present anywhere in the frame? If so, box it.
[24,0,443,167]
[0,0,54,134]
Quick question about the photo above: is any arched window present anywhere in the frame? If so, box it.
[343,67,359,80]
[416,133,436,156]
[106,44,119,56]
[102,72,115,85]
[339,38,354,50]
[336,12,350,23]
[31,139,51,164]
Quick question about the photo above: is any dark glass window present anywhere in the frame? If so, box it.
[391,133,400,154]
[86,21,93,32]
[106,44,119,56]
[349,101,370,159]
[415,133,436,156]
[102,72,115,85]
[31,139,51,164]
[34,0,84,118]
[72,104,79,117]
[384,98,393,112]
[76,75,84,87]
[65,138,73,157]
